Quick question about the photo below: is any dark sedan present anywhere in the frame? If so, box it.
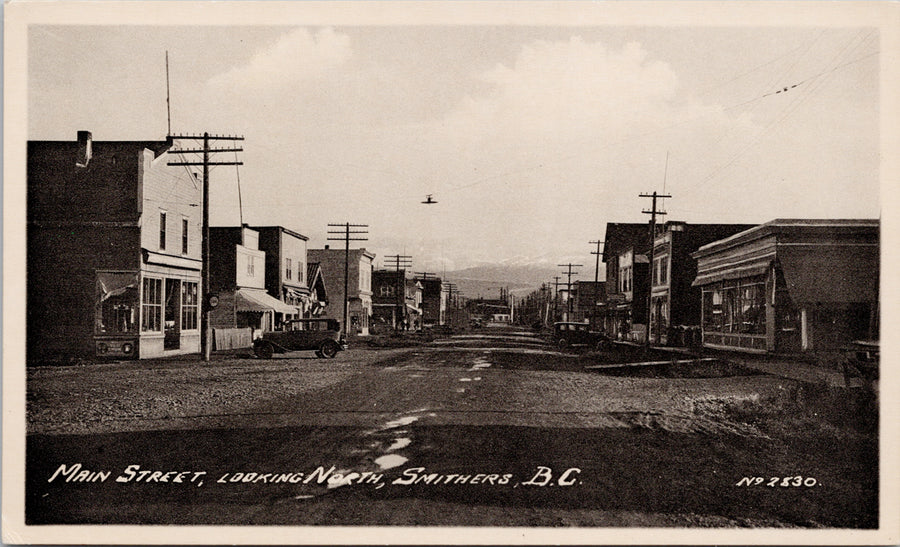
[253,318,346,359]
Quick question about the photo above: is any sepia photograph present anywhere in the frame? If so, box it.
[3,1,898,544]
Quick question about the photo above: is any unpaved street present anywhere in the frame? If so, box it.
[26,329,877,527]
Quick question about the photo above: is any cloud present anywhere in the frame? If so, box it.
[439,38,682,146]
[207,27,352,91]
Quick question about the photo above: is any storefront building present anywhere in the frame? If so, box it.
[692,219,879,354]
[209,226,297,349]
[648,222,756,346]
[28,131,202,362]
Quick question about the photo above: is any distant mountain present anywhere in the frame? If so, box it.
[441,262,604,299]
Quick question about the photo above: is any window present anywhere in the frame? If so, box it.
[660,256,668,285]
[142,277,162,332]
[247,255,255,277]
[298,260,304,283]
[159,212,167,250]
[285,258,292,280]
[182,218,189,254]
[702,278,765,335]
[96,272,138,334]
[181,282,198,330]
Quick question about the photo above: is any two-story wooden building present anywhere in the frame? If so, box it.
[372,270,423,331]
[253,226,313,319]
[28,131,203,361]
[208,226,296,348]
[647,222,756,345]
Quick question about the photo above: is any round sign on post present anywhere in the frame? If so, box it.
[207,294,219,310]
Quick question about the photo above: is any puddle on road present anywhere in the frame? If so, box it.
[374,454,408,470]
[459,378,472,382]
[294,494,315,500]
[455,388,466,393]
[388,437,411,451]
[409,373,424,378]
[382,416,419,429]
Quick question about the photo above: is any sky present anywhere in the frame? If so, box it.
[27,22,881,275]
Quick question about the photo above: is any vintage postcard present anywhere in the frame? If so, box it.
[4,1,898,544]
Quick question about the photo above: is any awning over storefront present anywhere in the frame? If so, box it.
[692,257,772,287]
[777,245,878,303]
[235,288,297,314]
[285,287,310,299]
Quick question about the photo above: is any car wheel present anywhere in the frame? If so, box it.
[319,340,339,359]
[557,338,568,351]
[255,342,274,359]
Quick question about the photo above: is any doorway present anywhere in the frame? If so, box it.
[164,278,181,350]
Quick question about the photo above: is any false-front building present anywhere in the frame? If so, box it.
[28,131,202,361]
[692,219,879,354]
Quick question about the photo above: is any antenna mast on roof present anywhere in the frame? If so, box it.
[165,51,172,136]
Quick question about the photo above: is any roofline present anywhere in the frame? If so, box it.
[693,218,880,257]
[249,225,309,241]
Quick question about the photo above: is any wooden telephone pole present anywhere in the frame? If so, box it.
[385,254,412,329]
[639,190,671,348]
[558,263,582,321]
[327,223,368,339]
[167,132,244,361]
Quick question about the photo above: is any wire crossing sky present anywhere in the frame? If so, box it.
[27,23,880,271]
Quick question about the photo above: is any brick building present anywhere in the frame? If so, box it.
[308,247,375,336]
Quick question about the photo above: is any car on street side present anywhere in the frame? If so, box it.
[551,321,611,351]
[253,318,347,359]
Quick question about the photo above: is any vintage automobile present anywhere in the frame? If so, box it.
[253,318,346,359]
[551,321,611,351]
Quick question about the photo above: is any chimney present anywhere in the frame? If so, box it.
[324,244,330,250]
[76,131,92,168]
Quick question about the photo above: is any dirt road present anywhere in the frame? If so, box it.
[25,329,878,527]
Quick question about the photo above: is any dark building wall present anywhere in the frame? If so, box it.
[668,225,756,327]
[255,227,282,298]
[28,140,168,223]
[208,227,242,294]
[27,225,141,360]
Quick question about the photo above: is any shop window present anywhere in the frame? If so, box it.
[702,286,723,331]
[181,282,199,331]
[96,272,139,334]
[142,277,162,332]
[739,282,766,334]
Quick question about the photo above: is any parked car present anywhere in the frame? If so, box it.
[551,321,610,351]
[253,318,346,359]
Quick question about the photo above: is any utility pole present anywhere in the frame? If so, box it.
[168,132,244,361]
[589,240,604,284]
[328,223,368,339]
[558,263,582,321]
[639,190,671,348]
[589,240,604,327]
[551,276,561,324]
[385,254,412,329]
